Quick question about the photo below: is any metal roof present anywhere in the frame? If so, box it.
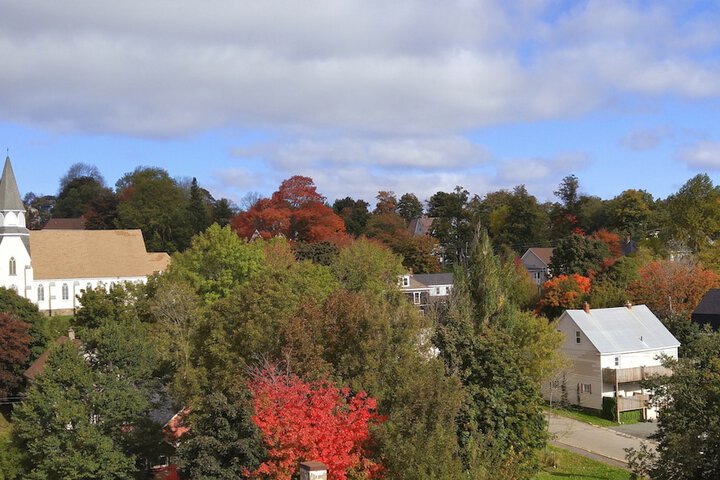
[563,305,680,354]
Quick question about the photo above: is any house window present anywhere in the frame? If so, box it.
[435,287,441,295]
[413,292,421,304]
[37,285,44,301]
[61,283,69,300]
[8,257,16,276]
[579,383,592,394]
[575,331,581,344]
[614,356,620,367]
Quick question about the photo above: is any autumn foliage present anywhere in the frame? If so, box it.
[246,365,383,480]
[537,274,592,318]
[0,312,31,397]
[232,176,347,243]
[629,260,720,319]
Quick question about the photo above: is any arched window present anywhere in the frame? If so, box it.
[37,284,44,301]
[9,285,17,293]
[86,282,92,291]
[9,257,16,276]
[62,283,69,300]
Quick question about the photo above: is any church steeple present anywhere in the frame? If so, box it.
[0,157,25,212]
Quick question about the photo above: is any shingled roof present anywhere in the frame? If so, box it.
[0,157,25,211]
[29,229,170,280]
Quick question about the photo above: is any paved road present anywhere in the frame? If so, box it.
[610,421,658,440]
[547,413,656,467]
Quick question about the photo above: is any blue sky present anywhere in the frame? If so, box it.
[2,0,720,206]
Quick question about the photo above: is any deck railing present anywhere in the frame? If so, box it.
[617,394,650,412]
[603,365,672,384]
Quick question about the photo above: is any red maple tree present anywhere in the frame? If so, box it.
[537,273,592,318]
[232,176,347,243]
[0,312,31,397]
[246,365,383,480]
[629,260,720,319]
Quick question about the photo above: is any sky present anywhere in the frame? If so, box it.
[2,0,720,207]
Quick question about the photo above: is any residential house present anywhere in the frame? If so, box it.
[399,272,453,314]
[547,304,679,420]
[0,156,170,315]
[407,216,436,237]
[521,247,554,287]
[692,288,720,330]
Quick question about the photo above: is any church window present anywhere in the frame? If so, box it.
[38,284,44,301]
[86,282,92,291]
[9,257,16,276]
[9,285,17,293]
[62,283,69,300]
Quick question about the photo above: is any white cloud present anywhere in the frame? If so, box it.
[678,141,720,170]
[0,1,718,137]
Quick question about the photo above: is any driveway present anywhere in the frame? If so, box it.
[547,413,656,467]
[610,421,658,440]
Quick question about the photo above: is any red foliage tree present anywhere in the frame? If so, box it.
[232,176,346,243]
[0,312,31,397]
[537,274,592,318]
[246,365,383,480]
[629,260,720,319]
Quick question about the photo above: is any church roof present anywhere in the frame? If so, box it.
[29,229,170,280]
[0,157,25,211]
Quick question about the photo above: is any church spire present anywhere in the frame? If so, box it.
[0,156,25,211]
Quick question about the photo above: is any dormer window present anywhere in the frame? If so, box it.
[9,257,16,276]
[402,276,410,287]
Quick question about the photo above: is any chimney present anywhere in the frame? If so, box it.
[68,327,75,341]
[583,302,590,314]
[299,461,327,480]
[625,300,633,309]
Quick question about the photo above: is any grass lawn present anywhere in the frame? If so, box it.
[546,406,619,428]
[536,446,630,480]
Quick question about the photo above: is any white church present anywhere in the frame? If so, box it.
[0,156,170,315]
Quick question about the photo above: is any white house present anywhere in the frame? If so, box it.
[547,303,679,420]
[0,156,170,315]
[521,247,554,287]
[399,272,453,314]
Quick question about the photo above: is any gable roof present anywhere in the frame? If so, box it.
[563,305,679,354]
[24,335,82,381]
[407,216,436,236]
[692,289,720,315]
[29,229,170,280]
[523,247,554,266]
[44,218,87,230]
[412,273,454,287]
[0,157,25,211]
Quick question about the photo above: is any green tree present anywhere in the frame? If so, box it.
[331,238,404,295]
[115,167,192,252]
[481,185,550,253]
[212,198,237,228]
[427,186,473,267]
[332,197,370,237]
[167,224,266,304]
[396,193,423,223]
[642,332,720,480]
[54,176,112,219]
[607,189,653,240]
[13,344,141,479]
[549,233,610,277]
[175,391,265,480]
[433,227,562,478]
[187,177,212,235]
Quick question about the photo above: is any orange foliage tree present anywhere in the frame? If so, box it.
[232,176,347,242]
[246,365,383,480]
[537,274,592,318]
[628,260,720,319]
